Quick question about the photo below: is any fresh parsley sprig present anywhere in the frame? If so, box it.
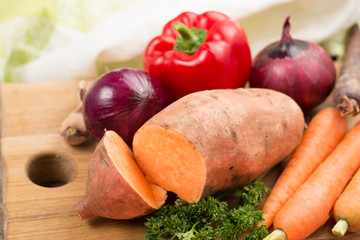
[236,181,271,207]
[145,181,270,240]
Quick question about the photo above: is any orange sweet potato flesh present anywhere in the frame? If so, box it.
[74,130,167,220]
[133,88,305,203]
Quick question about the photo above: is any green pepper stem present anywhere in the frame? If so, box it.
[332,219,349,236]
[173,22,206,54]
[263,229,287,240]
[173,22,199,51]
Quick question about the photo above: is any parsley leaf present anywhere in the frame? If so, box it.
[236,181,270,207]
[145,181,270,240]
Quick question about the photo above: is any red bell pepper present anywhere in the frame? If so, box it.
[144,11,252,102]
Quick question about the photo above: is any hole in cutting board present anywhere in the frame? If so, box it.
[27,153,76,188]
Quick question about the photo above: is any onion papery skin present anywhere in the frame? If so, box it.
[83,68,170,146]
[249,17,336,111]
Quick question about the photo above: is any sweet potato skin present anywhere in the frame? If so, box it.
[133,88,305,202]
[74,132,166,220]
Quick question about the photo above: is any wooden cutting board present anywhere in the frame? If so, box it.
[1,80,360,240]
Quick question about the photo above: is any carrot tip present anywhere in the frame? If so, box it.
[332,219,349,237]
[263,229,287,240]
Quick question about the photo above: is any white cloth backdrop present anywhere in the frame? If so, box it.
[8,0,360,83]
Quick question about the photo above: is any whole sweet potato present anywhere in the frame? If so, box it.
[133,88,305,203]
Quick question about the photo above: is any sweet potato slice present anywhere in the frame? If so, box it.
[74,130,167,220]
[133,88,305,203]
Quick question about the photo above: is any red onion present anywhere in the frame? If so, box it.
[83,68,170,146]
[249,15,336,111]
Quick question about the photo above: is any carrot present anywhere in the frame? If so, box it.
[261,107,347,228]
[333,24,360,116]
[133,88,305,203]
[332,167,360,236]
[264,120,360,240]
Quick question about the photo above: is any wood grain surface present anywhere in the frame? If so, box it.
[0,79,360,240]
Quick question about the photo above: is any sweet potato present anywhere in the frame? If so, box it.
[133,88,305,203]
[74,130,167,220]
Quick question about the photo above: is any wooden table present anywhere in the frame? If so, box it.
[1,80,360,239]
